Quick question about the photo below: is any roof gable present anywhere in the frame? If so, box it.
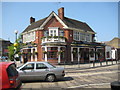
[40,11,68,29]
[44,16,64,29]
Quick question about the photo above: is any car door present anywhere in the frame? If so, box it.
[18,63,35,81]
[34,63,49,80]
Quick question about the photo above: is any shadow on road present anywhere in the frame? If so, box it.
[22,77,73,83]
[59,77,74,82]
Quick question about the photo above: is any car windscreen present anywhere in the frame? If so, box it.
[7,64,18,77]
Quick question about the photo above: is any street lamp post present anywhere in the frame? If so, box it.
[14,30,18,41]
[14,30,18,65]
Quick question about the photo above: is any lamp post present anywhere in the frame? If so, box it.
[14,30,18,41]
[14,30,18,65]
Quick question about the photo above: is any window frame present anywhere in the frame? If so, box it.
[22,63,34,70]
[36,63,48,69]
[47,47,58,59]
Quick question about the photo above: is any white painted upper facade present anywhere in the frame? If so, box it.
[73,31,92,42]
[111,49,117,59]
[23,31,36,43]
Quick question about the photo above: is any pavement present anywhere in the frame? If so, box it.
[16,60,119,70]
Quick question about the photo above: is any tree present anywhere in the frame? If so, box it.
[8,34,22,61]
[8,45,14,61]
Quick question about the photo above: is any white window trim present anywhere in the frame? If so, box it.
[48,27,59,36]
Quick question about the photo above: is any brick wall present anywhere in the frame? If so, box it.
[44,17,64,29]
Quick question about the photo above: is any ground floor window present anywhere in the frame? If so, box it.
[97,48,104,60]
[106,51,110,58]
[33,49,35,60]
[42,48,45,59]
[47,52,57,58]
[89,48,95,58]
[47,47,58,59]
[60,47,65,60]
[42,47,66,60]
[28,49,31,60]
[72,48,78,60]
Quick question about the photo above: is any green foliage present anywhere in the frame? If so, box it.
[8,45,14,61]
[8,34,23,61]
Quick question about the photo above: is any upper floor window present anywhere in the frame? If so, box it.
[48,27,58,37]
[44,30,49,37]
[86,34,91,42]
[73,31,80,41]
[73,31,92,42]
[80,33,85,41]
[49,29,57,36]
[45,27,64,37]
[59,30,64,36]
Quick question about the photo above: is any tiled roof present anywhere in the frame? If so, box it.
[23,17,47,33]
[63,17,94,32]
[23,16,94,33]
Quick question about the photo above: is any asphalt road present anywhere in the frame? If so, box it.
[21,64,119,90]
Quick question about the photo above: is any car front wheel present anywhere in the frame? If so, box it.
[46,74,56,82]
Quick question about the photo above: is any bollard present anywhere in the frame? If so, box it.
[100,60,102,66]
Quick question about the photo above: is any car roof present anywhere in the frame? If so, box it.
[25,61,51,65]
[0,62,15,68]
[26,61,48,63]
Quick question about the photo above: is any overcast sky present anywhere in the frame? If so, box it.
[1,1,118,43]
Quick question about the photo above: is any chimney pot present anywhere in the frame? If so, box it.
[58,7,64,20]
[30,17,35,24]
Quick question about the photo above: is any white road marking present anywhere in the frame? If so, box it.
[66,71,118,77]
[67,83,110,88]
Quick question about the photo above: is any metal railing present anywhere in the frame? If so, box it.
[42,37,65,44]
[56,60,119,70]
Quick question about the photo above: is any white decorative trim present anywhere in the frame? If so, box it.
[71,47,73,62]
[45,47,47,62]
[78,48,80,62]
[42,46,65,48]
[58,47,61,63]
[48,27,59,29]
[22,28,42,35]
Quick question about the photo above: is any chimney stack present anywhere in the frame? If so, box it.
[30,17,35,24]
[58,7,64,20]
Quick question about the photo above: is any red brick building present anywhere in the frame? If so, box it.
[21,7,105,64]
[0,38,12,58]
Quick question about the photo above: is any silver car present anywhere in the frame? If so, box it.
[17,62,65,82]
